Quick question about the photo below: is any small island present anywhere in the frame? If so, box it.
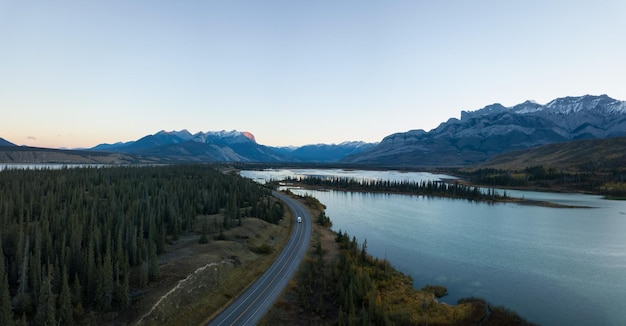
[275,175,593,208]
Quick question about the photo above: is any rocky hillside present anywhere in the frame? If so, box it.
[342,95,626,166]
[91,130,293,162]
[89,130,376,163]
[0,146,159,164]
[476,136,626,171]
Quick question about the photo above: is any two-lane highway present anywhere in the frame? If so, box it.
[207,191,312,325]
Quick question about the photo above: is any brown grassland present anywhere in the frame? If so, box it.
[112,211,292,325]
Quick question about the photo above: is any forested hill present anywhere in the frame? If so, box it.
[462,137,626,198]
[477,136,626,170]
[0,146,162,164]
[0,165,283,325]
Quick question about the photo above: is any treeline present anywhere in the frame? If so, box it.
[286,176,508,202]
[292,196,535,326]
[467,165,626,198]
[0,165,280,325]
[469,166,590,187]
[297,229,533,325]
[297,226,409,324]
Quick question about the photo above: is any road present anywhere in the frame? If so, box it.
[207,191,312,326]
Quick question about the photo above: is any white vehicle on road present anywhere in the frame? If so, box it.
[297,216,302,223]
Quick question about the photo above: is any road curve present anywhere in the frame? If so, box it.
[207,191,312,326]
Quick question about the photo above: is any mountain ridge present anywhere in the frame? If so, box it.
[343,94,626,166]
[476,136,626,171]
[87,129,375,163]
[0,137,16,147]
[2,94,624,165]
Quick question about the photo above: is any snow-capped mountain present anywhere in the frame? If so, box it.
[343,94,626,166]
[90,130,284,162]
[89,130,375,163]
[274,141,378,162]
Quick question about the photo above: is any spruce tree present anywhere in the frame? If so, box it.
[0,236,15,326]
[35,267,56,326]
[148,242,160,281]
[199,219,209,244]
[95,247,114,311]
[58,270,73,326]
[71,273,81,306]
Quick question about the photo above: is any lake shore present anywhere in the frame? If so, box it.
[279,179,594,208]
[261,193,536,325]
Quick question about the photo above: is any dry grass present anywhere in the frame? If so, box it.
[110,212,292,326]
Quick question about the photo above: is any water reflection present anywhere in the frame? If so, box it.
[243,169,626,326]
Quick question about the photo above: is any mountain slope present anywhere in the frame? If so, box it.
[476,136,626,171]
[275,142,378,162]
[343,94,626,166]
[92,129,193,152]
[0,146,159,164]
[0,138,16,147]
[90,130,375,163]
[91,130,300,162]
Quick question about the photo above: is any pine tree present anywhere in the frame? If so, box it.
[0,236,15,326]
[95,247,114,311]
[35,266,56,326]
[114,246,130,310]
[71,273,81,306]
[115,269,130,310]
[360,239,368,264]
[17,235,29,295]
[199,219,209,244]
[139,261,148,288]
[58,270,73,326]
[148,242,160,281]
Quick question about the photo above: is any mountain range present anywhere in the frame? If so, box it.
[342,94,626,166]
[2,94,625,166]
[89,129,376,163]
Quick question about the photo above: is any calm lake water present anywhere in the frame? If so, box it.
[242,169,626,326]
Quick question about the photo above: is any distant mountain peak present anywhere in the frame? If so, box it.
[156,129,194,140]
[461,94,625,119]
[343,94,626,166]
[544,94,624,114]
[242,131,256,143]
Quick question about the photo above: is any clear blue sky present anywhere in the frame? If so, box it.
[2,1,625,148]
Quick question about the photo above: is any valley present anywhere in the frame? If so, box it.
[1,94,625,325]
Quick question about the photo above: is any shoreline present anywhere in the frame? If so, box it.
[261,192,537,325]
[281,181,594,209]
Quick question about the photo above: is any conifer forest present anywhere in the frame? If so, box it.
[0,165,282,325]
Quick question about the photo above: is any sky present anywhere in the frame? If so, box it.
[1,1,625,148]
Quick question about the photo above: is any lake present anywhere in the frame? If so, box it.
[241,169,626,326]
